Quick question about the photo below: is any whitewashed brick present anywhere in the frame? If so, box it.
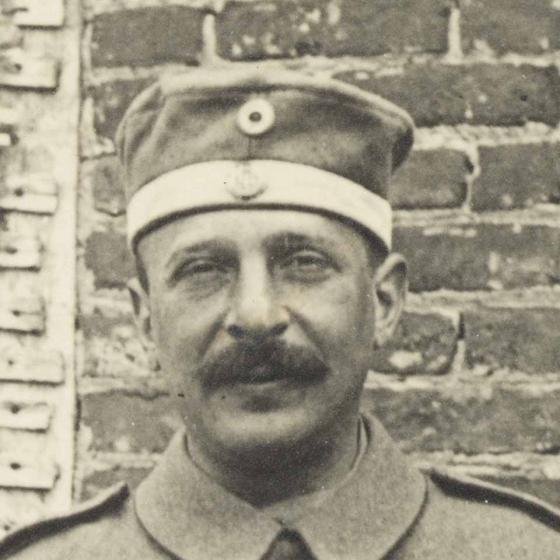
[2,0,65,28]
[0,297,44,333]
[0,175,57,214]
[0,233,42,269]
[0,345,64,384]
[0,401,52,431]
[0,50,59,90]
[0,107,17,146]
[0,454,58,490]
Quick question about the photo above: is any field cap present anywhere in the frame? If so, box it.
[116,68,414,252]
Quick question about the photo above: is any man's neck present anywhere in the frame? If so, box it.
[185,416,362,508]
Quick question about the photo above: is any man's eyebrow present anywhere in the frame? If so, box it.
[265,232,332,250]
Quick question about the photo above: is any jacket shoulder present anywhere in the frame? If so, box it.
[0,483,130,559]
[429,468,560,532]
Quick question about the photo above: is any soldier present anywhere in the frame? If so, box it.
[1,68,559,559]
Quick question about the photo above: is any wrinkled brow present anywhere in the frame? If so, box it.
[264,232,333,251]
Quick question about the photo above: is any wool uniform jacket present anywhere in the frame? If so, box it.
[1,416,559,559]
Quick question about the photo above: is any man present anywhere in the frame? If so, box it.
[1,68,559,559]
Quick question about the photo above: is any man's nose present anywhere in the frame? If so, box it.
[224,259,289,341]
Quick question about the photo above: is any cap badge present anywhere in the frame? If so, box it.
[236,98,275,137]
[226,163,267,201]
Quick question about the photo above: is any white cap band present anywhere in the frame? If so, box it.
[127,160,392,251]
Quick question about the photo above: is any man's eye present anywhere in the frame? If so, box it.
[283,251,332,276]
[174,259,226,282]
[187,261,219,274]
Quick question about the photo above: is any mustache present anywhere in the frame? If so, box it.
[197,340,329,390]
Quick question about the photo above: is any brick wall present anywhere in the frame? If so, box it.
[0,0,79,534]
[77,0,560,507]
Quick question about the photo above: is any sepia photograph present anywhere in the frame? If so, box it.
[0,0,559,558]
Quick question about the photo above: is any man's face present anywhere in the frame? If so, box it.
[132,210,405,459]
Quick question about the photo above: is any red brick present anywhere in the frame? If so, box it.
[391,149,471,209]
[464,308,560,374]
[81,464,153,500]
[371,311,458,375]
[335,63,560,127]
[81,390,182,454]
[89,78,154,143]
[84,230,135,290]
[80,309,147,378]
[89,156,125,216]
[472,143,560,211]
[394,223,560,292]
[461,0,560,55]
[362,385,560,454]
[90,7,205,68]
[216,0,449,60]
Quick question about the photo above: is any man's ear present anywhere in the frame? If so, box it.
[127,278,160,371]
[372,253,407,349]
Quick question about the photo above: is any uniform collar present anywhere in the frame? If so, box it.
[134,415,426,560]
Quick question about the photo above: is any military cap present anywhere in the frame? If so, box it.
[116,68,414,253]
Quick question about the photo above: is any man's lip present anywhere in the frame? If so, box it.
[225,365,327,387]
[235,365,292,385]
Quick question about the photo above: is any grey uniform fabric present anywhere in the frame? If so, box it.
[2,415,559,559]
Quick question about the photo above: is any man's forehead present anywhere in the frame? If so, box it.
[137,209,368,261]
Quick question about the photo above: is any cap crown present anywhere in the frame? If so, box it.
[116,68,414,203]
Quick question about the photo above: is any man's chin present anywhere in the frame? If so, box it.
[202,406,325,462]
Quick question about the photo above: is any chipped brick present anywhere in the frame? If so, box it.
[90,7,204,67]
[371,311,458,375]
[464,308,560,374]
[472,143,560,211]
[217,0,449,60]
[84,230,135,290]
[362,384,560,454]
[461,0,560,54]
[394,223,560,292]
[81,390,182,454]
[391,149,471,209]
[336,63,560,127]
